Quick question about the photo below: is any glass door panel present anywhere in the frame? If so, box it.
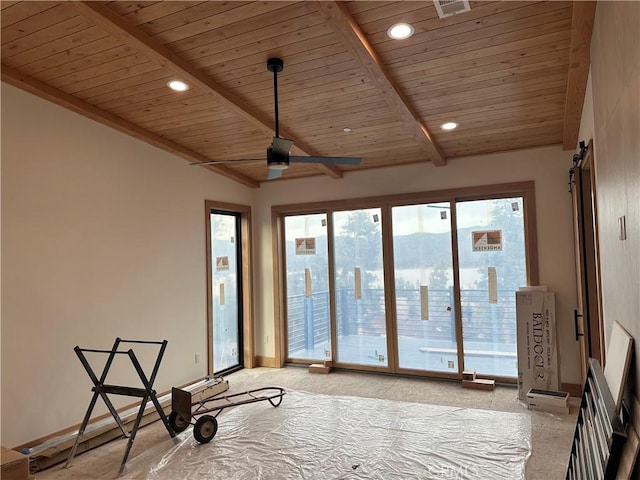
[392,203,457,373]
[333,209,387,366]
[284,214,331,361]
[210,211,242,375]
[456,198,527,377]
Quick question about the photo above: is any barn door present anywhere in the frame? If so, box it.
[571,163,590,382]
[570,140,604,383]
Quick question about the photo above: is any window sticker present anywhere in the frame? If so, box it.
[472,230,502,252]
[295,237,316,255]
[216,256,229,271]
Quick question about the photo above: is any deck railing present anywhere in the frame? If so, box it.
[287,288,518,355]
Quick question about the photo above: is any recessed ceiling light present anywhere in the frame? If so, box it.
[441,122,458,131]
[387,23,415,40]
[343,127,352,132]
[167,80,189,92]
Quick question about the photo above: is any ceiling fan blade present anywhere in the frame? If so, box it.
[272,137,294,156]
[189,158,263,166]
[267,168,284,180]
[290,156,362,165]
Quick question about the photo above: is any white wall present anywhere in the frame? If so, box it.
[590,1,640,395]
[1,83,253,446]
[253,145,581,386]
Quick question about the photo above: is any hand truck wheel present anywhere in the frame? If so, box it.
[193,415,218,444]
[168,411,190,433]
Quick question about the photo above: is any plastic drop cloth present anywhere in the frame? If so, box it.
[122,390,531,480]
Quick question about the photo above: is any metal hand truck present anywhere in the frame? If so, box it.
[170,386,285,443]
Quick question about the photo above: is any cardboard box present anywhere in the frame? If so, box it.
[526,388,570,414]
[516,290,559,400]
[1,447,29,480]
[462,379,495,391]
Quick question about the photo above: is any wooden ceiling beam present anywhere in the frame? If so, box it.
[1,65,260,188]
[316,1,447,167]
[70,1,343,180]
[562,1,596,150]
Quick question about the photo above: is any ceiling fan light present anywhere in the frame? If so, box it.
[267,147,289,170]
[268,163,289,170]
[387,23,414,40]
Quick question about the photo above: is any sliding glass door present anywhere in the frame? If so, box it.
[278,184,536,381]
[456,197,526,377]
[333,208,387,367]
[392,202,457,373]
[284,214,331,362]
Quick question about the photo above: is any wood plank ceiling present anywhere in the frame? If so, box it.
[1,1,595,188]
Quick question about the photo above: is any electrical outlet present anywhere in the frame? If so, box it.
[195,353,201,364]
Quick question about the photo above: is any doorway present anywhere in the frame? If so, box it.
[332,208,387,368]
[456,197,526,378]
[283,213,331,362]
[392,202,457,374]
[206,202,253,376]
[391,197,528,379]
[276,183,538,381]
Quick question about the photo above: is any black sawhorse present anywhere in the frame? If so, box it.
[65,338,176,476]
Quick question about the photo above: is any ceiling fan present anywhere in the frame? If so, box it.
[190,58,362,180]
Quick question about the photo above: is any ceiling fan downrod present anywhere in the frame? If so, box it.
[267,58,284,138]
